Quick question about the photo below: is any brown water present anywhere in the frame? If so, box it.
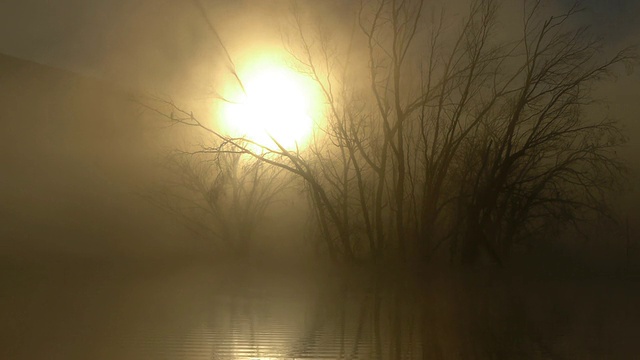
[2,261,639,359]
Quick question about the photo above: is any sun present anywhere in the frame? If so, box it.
[219,56,320,150]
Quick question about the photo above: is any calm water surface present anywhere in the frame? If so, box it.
[2,261,639,359]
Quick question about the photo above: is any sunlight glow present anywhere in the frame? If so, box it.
[219,55,320,150]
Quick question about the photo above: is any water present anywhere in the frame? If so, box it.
[2,261,639,359]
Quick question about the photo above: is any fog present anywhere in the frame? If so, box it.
[1,0,638,258]
[0,0,376,260]
[1,0,640,358]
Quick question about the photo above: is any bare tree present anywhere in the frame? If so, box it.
[453,1,633,264]
[142,0,634,266]
[146,138,289,256]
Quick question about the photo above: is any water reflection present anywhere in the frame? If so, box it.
[1,263,638,359]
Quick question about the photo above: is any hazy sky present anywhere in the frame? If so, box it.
[1,0,637,80]
[1,0,637,159]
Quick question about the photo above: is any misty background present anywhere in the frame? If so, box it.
[2,1,640,359]
[0,0,638,262]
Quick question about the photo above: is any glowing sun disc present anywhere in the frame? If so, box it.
[220,57,318,150]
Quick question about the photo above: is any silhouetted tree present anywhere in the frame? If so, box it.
[451,2,632,264]
[144,0,634,265]
[146,138,289,256]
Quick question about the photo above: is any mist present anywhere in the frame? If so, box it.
[1,0,640,359]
